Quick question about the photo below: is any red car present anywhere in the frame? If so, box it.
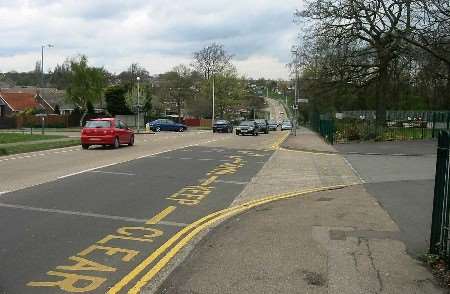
[81,118,134,149]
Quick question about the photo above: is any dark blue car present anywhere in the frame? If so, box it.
[148,119,187,132]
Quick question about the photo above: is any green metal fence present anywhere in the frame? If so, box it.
[430,131,450,259]
[310,112,335,144]
[311,111,450,143]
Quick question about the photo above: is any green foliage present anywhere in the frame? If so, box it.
[49,61,71,89]
[142,84,153,115]
[104,85,132,115]
[66,55,106,110]
[86,101,95,115]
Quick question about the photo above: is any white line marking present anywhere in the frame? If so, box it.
[0,191,10,196]
[343,157,367,184]
[90,171,136,176]
[0,202,187,227]
[57,139,221,180]
[215,180,249,185]
[57,163,118,179]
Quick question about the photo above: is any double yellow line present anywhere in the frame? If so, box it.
[108,184,353,294]
[271,131,290,150]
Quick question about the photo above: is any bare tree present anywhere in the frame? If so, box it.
[192,43,233,79]
[297,0,411,124]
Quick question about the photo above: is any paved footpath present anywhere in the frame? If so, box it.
[153,128,443,294]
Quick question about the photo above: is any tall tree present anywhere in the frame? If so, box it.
[158,65,195,121]
[297,0,410,124]
[192,43,233,79]
[66,55,106,125]
[104,85,131,115]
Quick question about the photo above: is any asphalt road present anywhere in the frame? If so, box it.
[0,130,219,192]
[0,129,287,294]
[335,141,437,256]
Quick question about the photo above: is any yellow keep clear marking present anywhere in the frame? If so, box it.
[108,184,355,294]
[200,176,218,187]
[146,206,177,225]
[27,206,176,293]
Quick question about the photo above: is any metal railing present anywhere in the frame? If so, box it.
[430,130,450,259]
[310,112,335,144]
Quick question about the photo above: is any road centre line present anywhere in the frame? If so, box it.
[113,184,355,294]
[0,202,187,227]
[55,138,226,180]
[0,203,145,223]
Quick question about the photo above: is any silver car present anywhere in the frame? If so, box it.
[281,121,292,131]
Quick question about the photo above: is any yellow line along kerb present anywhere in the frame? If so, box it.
[109,183,355,294]
[271,131,290,150]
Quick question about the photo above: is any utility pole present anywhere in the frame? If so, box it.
[291,49,300,136]
[41,44,53,88]
[212,76,215,128]
[137,76,141,133]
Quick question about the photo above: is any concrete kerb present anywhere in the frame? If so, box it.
[280,145,436,157]
[136,184,358,294]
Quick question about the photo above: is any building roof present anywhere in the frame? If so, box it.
[0,91,41,111]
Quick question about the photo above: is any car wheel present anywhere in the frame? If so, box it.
[82,144,90,150]
[155,127,161,132]
[128,135,134,146]
[255,131,259,136]
[178,127,185,132]
[213,129,216,133]
[113,137,120,149]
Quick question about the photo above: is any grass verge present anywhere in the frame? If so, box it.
[0,133,66,144]
[0,139,80,156]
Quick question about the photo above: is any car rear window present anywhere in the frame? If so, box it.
[240,121,253,126]
[85,121,111,128]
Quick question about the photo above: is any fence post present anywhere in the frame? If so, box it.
[430,131,450,255]
[432,113,437,138]
[447,112,450,130]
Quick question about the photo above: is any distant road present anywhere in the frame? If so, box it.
[264,97,288,122]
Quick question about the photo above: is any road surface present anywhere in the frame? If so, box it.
[0,100,289,294]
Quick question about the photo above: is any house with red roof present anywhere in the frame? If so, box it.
[0,90,53,117]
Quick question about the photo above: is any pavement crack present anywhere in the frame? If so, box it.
[365,239,384,293]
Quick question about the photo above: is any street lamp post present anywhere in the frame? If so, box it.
[291,50,300,136]
[137,77,141,133]
[41,44,54,88]
[212,76,215,129]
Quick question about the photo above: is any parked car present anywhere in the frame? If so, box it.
[236,121,259,136]
[81,118,134,149]
[281,121,293,131]
[268,120,279,131]
[148,119,187,132]
[213,120,233,133]
[253,119,269,134]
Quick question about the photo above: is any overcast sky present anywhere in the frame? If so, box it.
[0,0,300,79]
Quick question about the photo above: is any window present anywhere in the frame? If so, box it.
[85,121,111,128]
